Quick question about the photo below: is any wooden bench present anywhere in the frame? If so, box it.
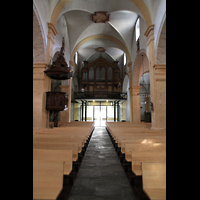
[117,133,166,147]
[122,138,166,155]
[131,143,166,175]
[33,134,85,150]
[33,141,79,162]
[108,128,165,142]
[142,162,166,200]
[33,160,64,200]
[33,127,92,144]
[33,149,73,175]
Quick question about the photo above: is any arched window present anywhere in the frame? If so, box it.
[124,53,126,66]
[135,18,140,41]
[75,52,78,65]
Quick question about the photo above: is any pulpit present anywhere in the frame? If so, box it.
[46,92,68,127]
[44,37,73,127]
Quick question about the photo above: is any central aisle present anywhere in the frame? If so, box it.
[68,127,137,200]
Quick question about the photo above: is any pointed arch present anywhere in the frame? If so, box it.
[70,34,131,63]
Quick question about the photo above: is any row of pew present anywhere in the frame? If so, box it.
[33,121,94,200]
[106,122,166,200]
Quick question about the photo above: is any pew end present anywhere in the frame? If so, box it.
[142,162,166,200]
[33,160,64,200]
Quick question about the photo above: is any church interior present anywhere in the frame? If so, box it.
[33,0,166,199]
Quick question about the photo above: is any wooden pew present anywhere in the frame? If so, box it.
[117,133,166,147]
[33,160,64,200]
[34,127,92,145]
[33,149,73,175]
[142,162,166,200]
[121,138,166,154]
[131,143,166,175]
[33,134,85,150]
[33,141,79,162]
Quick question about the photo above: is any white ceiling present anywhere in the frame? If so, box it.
[56,0,142,64]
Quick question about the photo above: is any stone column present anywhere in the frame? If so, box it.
[127,62,133,123]
[33,63,51,128]
[144,25,156,128]
[144,25,166,129]
[152,64,166,129]
[85,101,87,121]
[130,86,142,123]
[46,23,58,64]
[59,84,71,124]
[59,61,73,124]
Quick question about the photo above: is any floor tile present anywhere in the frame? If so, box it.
[68,127,137,200]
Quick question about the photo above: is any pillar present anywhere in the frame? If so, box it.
[59,84,71,124]
[85,101,87,121]
[46,23,58,64]
[153,64,166,129]
[33,22,58,128]
[127,62,133,123]
[33,63,51,128]
[130,86,142,123]
[144,25,166,129]
[59,60,73,124]
[81,101,84,121]
[114,102,116,122]
[117,101,120,122]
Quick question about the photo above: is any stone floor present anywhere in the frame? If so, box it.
[68,127,138,200]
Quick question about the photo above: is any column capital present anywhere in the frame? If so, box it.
[33,63,48,80]
[129,86,142,96]
[144,24,155,46]
[47,22,58,35]
[69,60,74,68]
[127,62,132,68]
[144,24,154,37]
[33,62,47,68]
[153,64,166,81]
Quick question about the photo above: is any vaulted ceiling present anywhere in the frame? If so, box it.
[54,0,143,65]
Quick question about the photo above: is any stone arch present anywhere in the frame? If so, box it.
[155,16,166,64]
[50,0,152,28]
[70,34,131,63]
[33,4,46,63]
[132,50,149,86]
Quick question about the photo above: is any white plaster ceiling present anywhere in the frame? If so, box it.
[55,0,143,63]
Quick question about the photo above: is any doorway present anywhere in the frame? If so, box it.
[80,103,119,126]
[94,106,107,127]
